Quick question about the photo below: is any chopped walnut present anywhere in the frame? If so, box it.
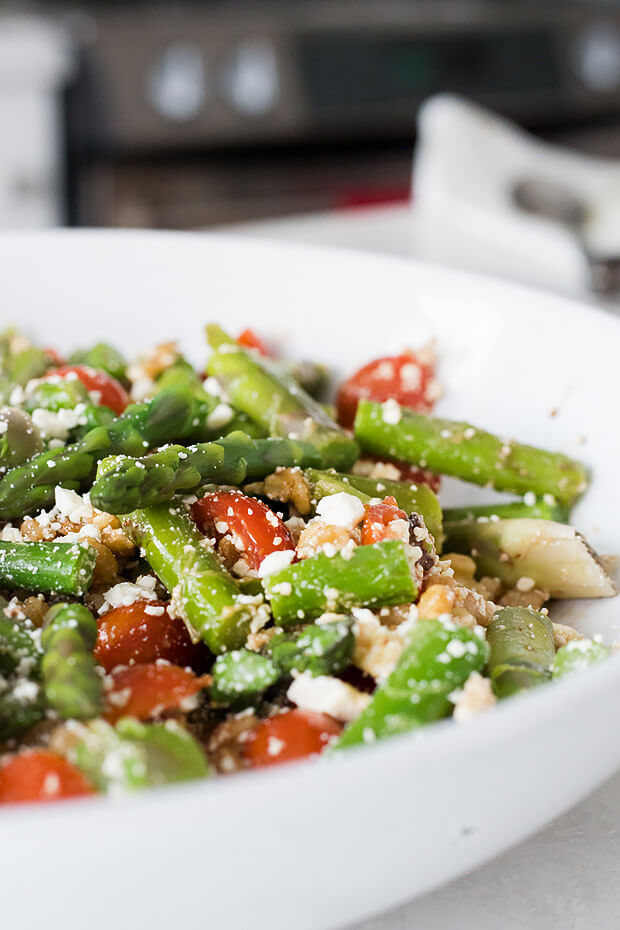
[264,468,312,515]
[86,539,119,587]
[417,584,456,618]
[21,595,48,627]
[552,622,584,650]
[499,587,549,610]
[296,518,358,559]
[208,710,258,774]
[128,341,180,382]
[351,459,402,481]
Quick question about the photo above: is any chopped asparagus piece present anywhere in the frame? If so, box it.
[443,518,615,599]
[487,607,555,698]
[269,619,354,677]
[443,498,569,524]
[123,505,256,654]
[210,649,280,705]
[0,407,42,474]
[335,618,489,748]
[0,615,44,740]
[354,400,588,507]
[68,342,128,384]
[206,324,358,471]
[41,603,102,720]
[264,540,417,625]
[0,541,97,596]
[552,638,611,678]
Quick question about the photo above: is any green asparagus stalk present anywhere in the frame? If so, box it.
[269,619,354,677]
[90,432,326,514]
[0,345,53,402]
[0,615,44,740]
[305,468,443,549]
[354,400,588,507]
[335,618,489,748]
[0,541,97,596]
[0,380,249,519]
[68,342,128,385]
[70,717,210,792]
[443,518,615,598]
[123,505,257,653]
[443,498,569,524]
[264,539,417,625]
[0,407,43,475]
[41,603,103,719]
[210,649,280,705]
[552,638,611,679]
[487,607,555,698]
[206,324,358,471]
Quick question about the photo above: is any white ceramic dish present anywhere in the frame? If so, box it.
[1,230,619,930]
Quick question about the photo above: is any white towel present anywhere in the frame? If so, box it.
[412,94,620,297]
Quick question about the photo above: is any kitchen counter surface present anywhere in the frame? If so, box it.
[220,203,620,930]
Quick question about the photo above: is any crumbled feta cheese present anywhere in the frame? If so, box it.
[287,672,371,722]
[55,487,93,524]
[1,525,22,542]
[523,491,536,507]
[271,581,292,596]
[130,376,156,402]
[98,575,158,613]
[207,403,234,430]
[203,376,227,399]
[31,406,82,441]
[258,549,295,578]
[452,672,496,722]
[515,576,536,592]
[381,398,402,425]
[351,608,409,681]
[315,492,365,529]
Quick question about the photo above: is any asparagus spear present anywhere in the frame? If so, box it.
[123,505,257,653]
[0,407,42,474]
[487,607,555,698]
[335,618,489,748]
[0,541,97,596]
[305,468,443,549]
[70,717,210,793]
[354,400,588,507]
[0,615,44,740]
[443,498,569,524]
[443,518,615,599]
[269,619,354,677]
[41,603,103,719]
[264,540,417,625]
[90,432,325,514]
[0,346,53,402]
[552,638,611,679]
[210,649,280,705]
[206,324,358,471]
[0,381,243,519]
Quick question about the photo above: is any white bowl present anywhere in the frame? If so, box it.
[0,230,619,930]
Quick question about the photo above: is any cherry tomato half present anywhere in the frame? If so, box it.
[191,490,294,572]
[243,710,342,768]
[361,495,408,545]
[237,329,269,356]
[47,365,130,415]
[104,663,208,724]
[336,352,437,428]
[0,750,95,804]
[95,600,204,673]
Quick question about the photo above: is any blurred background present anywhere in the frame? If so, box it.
[5,0,620,230]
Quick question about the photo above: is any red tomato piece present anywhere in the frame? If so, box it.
[237,329,269,356]
[94,600,204,673]
[336,352,437,428]
[191,490,294,572]
[47,365,130,415]
[243,710,342,768]
[44,347,64,365]
[104,663,208,724]
[0,750,95,804]
[361,496,409,545]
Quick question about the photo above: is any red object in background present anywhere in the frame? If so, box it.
[361,495,408,545]
[47,365,130,415]
[334,185,410,210]
[237,329,269,356]
[104,663,208,724]
[243,710,342,768]
[336,352,436,428]
[44,347,64,365]
[94,600,204,673]
[0,751,95,804]
[191,490,294,572]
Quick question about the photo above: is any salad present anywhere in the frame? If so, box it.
[0,325,614,804]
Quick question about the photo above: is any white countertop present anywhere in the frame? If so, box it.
[219,203,620,930]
